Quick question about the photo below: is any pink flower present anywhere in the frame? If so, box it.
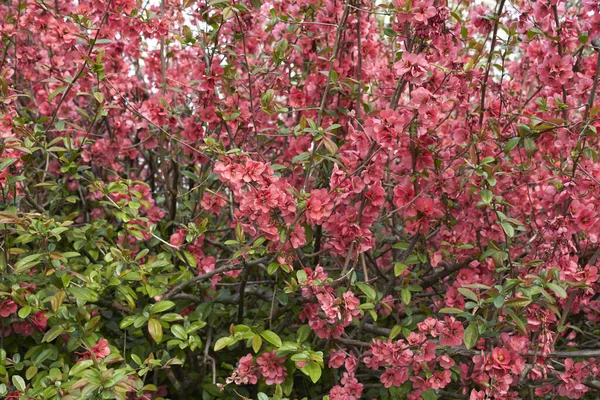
[306,189,333,224]
[0,300,17,318]
[418,317,440,336]
[573,203,598,231]
[438,316,464,347]
[429,370,451,390]
[456,268,478,286]
[414,197,434,216]
[394,53,430,85]
[227,354,259,385]
[491,347,511,369]
[380,366,409,387]
[91,339,111,359]
[557,358,591,399]
[328,349,346,368]
[290,224,306,249]
[537,55,574,87]
[201,193,227,214]
[470,389,486,400]
[242,159,266,183]
[437,354,456,369]
[414,341,436,363]
[393,178,415,208]
[256,350,287,385]
[31,311,48,331]
[169,229,186,247]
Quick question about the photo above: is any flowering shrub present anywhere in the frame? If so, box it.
[1,0,600,398]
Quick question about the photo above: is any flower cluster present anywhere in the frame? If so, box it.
[226,351,287,386]
[297,266,361,338]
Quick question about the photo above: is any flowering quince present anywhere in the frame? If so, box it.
[394,53,430,85]
[227,354,259,385]
[306,189,333,224]
[78,339,110,361]
[91,339,111,358]
[438,316,465,347]
[0,300,18,318]
[3,0,600,397]
[256,351,287,385]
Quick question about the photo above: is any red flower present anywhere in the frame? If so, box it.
[91,339,111,359]
[256,350,287,385]
[438,316,464,347]
[306,189,333,224]
[0,300,17,318]
[491,347,511,368]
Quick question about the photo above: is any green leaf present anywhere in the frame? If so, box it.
[48,86,66,102]
[18,306,32,319]
[171,324,187,341]
[135,249,150,261]
[260,330,282,347]
[463,322,478,350]
[214,336,234,351]
[35,348,54,365]
[25,366,37,380]
[421,389,439,400]
[296,325,311,344]
[69,360,94,376]
[504,297,532,307]
[93,91,104,103]
[42,325,64,343]
[500,221,514,238]
[252,334,263,353]
[160,313,184,322]
[14,253,42,274]
[0,158,17,171]
[523,137,538,156]
[148,319,163,344]
[119,316,137,329]
[186,321,207,333]
[12,375,25,392]
[547,282,567,299]
[438,308,464,314]
[292,152,310,164]
[296,269,307,282]
[504,137,520,153]
[389,325,402,340]
[301,361,321,383]
[401,288,411,305]
[356,282,376,300]
[505,308,527,334]
[458,287,479,302]
[394,262,407,277]
[55,119,65,132]
[480,156,495,165]
[480,189,493,204]
[150,301,176,314]
[493,296,504,308]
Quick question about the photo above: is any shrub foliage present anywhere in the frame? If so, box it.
[1,0,600,399]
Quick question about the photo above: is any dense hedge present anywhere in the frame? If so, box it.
[1,0,600,399]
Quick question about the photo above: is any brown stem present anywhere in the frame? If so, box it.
[478,0,506,129]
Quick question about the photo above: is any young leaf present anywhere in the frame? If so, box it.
[547,282,567,299]
[214,336,234,351]
[356,282,376,300]
[252,334,263,353]
[148,319,163,343]
[301,361,322,383]
[463,322,479,350]
[150,301,176,314]
[260,330,282,347]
